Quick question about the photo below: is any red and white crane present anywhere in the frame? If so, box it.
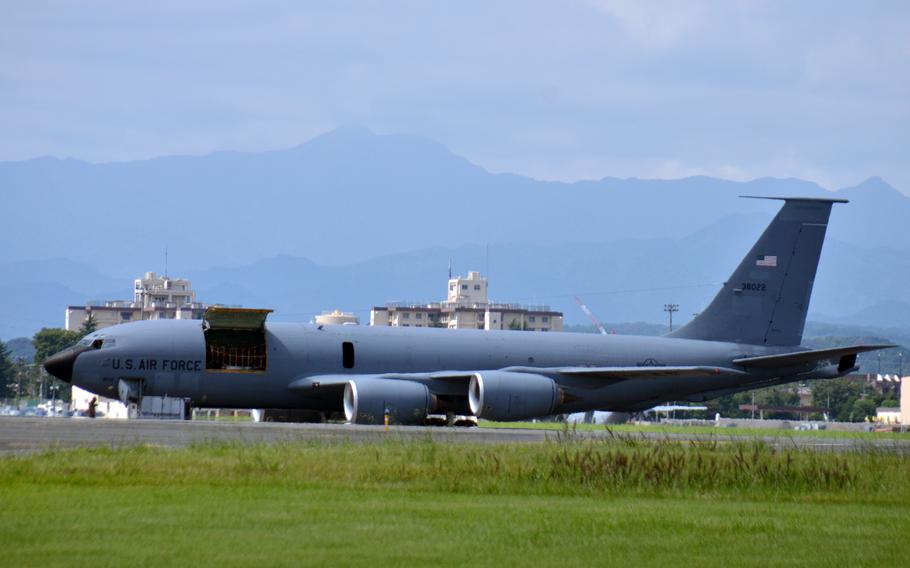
[574,296,608,335]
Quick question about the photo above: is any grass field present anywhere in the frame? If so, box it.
[1,436,908,567]
[480,420,910,440]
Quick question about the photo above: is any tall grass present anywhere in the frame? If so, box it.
[2,432,907,503]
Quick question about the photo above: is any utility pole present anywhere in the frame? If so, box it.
[14,357,25,409]
[664,303,679,332]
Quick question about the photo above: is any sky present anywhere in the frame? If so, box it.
[1,1,908,192]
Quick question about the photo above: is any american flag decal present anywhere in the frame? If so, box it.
[756,255,777,267]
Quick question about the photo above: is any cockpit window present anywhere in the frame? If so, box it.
[79,336,115,350]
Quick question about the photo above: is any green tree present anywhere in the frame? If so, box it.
[811,379,863,421]
[79,314,98,336]
[851,398,877,422]
[0,340,15,399]
[32,328,81,402]
[32,328,82,364]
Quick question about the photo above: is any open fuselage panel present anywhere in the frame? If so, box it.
[203,307,272,373]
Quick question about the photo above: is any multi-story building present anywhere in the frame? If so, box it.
[65,272,207,331]
[370,271,563,331]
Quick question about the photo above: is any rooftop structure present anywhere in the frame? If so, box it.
[314,310,360,326]
[65,272,207,332]
[371,271,562,332]
[134,272,196,308]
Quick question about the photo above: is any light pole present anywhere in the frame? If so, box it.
[664,303,679,332]
[49,384,59,416]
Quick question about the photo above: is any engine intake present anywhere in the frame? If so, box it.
[344,378,436,425]
[468,371,561,421]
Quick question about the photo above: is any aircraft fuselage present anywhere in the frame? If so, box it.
[68,319,791,414]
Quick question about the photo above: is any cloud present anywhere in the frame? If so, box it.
[0,1,908,192]
[586,0,709,48]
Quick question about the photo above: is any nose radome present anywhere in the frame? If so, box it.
[43,347,83,383]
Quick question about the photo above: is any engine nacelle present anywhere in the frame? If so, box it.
[344,378,436,425]
[468,371,562,421]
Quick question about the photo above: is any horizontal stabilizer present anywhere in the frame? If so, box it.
[733,344,895,369]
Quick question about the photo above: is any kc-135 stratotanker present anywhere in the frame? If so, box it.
[45,197,893,424]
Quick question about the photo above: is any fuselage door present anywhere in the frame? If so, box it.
[203,307,273,373]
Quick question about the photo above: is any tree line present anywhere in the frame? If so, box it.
[0,315,97,402]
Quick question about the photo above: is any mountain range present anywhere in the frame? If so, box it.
[2,127,910,339]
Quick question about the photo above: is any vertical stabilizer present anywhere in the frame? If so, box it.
[669,197,846,346]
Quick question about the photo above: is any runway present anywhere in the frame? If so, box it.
[1,417,908,455]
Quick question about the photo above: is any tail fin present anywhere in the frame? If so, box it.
[670,196,846,346]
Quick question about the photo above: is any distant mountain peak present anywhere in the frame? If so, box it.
[845,176,898,194]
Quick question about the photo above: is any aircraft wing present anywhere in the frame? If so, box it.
[733,344,895,369]
[289,366,747,392]
[288,370,476,391]
[507,365,749,380]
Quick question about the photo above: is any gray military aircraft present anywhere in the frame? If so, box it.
[45,197,893,424]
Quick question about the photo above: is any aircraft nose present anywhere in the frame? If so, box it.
[43,346,86,383]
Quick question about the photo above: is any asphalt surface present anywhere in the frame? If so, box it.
[1,417,909,455]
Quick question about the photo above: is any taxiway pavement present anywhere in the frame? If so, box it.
[1,417,908,455]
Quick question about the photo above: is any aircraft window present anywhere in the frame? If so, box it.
[78,337,93,347]
[342,342,355,369]
[100,338,116,349]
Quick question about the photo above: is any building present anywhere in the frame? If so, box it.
[840,373,902,397]
[902,377,909,426]
[64,272,208,419]
[877,407,901,425]
[66,272,207,331]
[370,271,563,331]
[314,310,360,326]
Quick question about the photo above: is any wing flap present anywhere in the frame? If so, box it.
[733,344,895,369]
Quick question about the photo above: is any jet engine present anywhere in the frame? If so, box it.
[344,378,437,425]
[468,371,562,421]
